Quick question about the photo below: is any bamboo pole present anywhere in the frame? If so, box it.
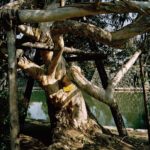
[7,26,20,150]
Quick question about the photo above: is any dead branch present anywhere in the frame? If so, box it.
[19,16,150,48]
[112,50,141,87]
[52,18,150,48]
[47,35,64,78]
[22,42,51,49]
[18,57,45,83]
[121,0,149,14]
[112,15,150,46]
[21,42,106,59]
[14,1,150,23]
[18,25,51,44]
[68,65,113,106]
[52,20,112,44]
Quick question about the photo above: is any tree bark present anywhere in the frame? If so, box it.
[18,55,90,148]
[112,50,142,87]
[13,1,150,23]
[7,28,20,150]
[95,60,108,90]
[69,66,109,105]
[18,16,150,49]
[52,17,150,48]
[110,103,128,137]
[95,60,127,137]
[17,31,89,147]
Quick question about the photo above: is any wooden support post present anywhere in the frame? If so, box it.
[110,103,128,136]
[7,27,20,149]
[139,55,150,144]
[89,40,127,137]
[21,51,41,127]
[95,60,128,137]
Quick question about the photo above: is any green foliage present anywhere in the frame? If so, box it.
[79,61,95,80]
[0,91,9,150]
[0,0,9,7]
[0,91,9,128]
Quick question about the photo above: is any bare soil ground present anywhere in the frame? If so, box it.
[20,120,150,150]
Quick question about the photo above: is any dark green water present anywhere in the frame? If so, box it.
[84,92,146,129]
[27,90,146,129]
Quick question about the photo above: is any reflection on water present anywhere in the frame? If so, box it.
[27,102,48,120]
[27,90,146,129]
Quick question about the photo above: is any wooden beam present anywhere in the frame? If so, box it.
[18,1,150,23]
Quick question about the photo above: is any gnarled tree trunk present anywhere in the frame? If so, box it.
[18,52,107,149]
[17,32,102,149]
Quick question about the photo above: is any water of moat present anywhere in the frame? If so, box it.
[26,90,146,129]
